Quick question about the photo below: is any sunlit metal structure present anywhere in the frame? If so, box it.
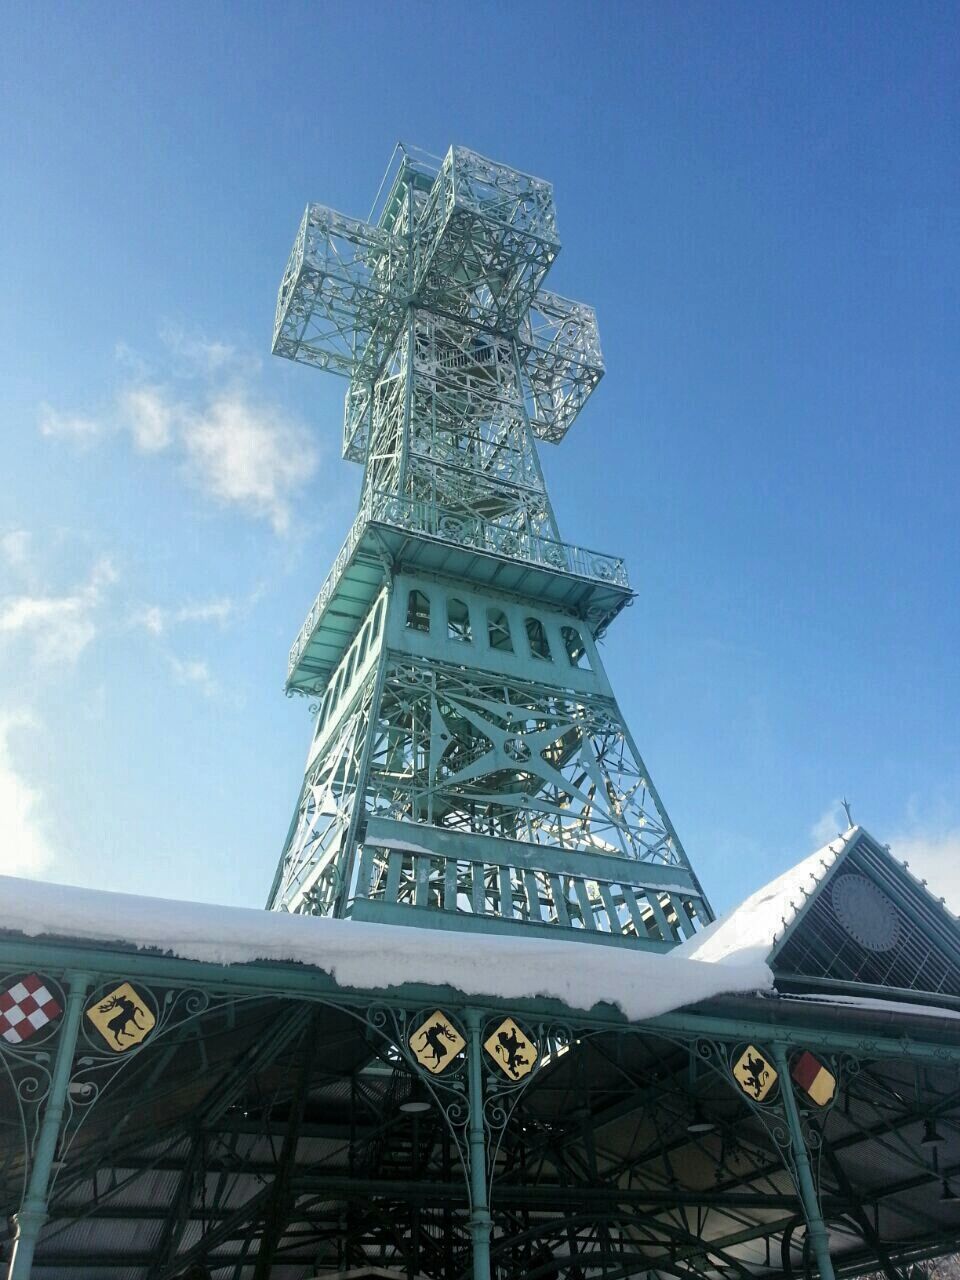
[268,144,711,949]
[2,144,959,1280]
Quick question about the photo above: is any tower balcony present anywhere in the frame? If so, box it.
[286,491,631,695]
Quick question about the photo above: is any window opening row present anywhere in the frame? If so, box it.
[406,590,589,669]
[316,594,386,735]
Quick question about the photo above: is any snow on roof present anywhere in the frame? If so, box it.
[676,827,858,966]
[780,992,960,1024]
[0,874,772,1024]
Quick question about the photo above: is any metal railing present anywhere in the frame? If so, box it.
[288,491,629,676]
[354,844,702,945]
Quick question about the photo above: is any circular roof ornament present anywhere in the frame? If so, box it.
[831,874,901,952]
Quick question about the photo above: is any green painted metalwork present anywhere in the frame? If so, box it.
[6,972,89,1279]
[4,933,960,1062]
[3,144,959,1280]
[773,1043,837,1280]
[769,828,960,997]
[2,932,960,1277]
[464,1009,492,1280]
[267,144,712,948]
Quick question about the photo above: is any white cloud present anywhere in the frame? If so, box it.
[114,341,152,378]
[888,828,960,915]
[177,598,234,625]
[87,556,119,592]
[0,712,54,877]
[38,403,101,442]
[168,654,218,697]
[131,596,235,636]
[119,385,175,452]
[809,800,848,847]
[0,555,118,666]
[134,605,166,636]
[40,337,315,534]
[1,530,32,573]
[180,394,316,533]
[159,325,251,375]
[0,596,97,655]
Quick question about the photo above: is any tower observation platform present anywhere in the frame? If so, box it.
[267,143,712,947]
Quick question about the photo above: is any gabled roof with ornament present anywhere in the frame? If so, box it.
[680,826,960,1005]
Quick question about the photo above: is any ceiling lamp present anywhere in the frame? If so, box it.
[400,1083,432,1114]
[687,1103,717,1136]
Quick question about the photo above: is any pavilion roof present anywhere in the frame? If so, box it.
[3,843,960,1279]
[0,872,771,1023]
[677,827,859,967]
[679,825,960,1007]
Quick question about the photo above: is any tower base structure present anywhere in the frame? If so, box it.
[270,568,711,951]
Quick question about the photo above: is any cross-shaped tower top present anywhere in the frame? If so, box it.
[274,143,603,452]
[275,144,619,697]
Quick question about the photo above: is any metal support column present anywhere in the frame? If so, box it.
[772,1043,836,1280]
[252,1013,319,1280]
[333,650,390,917]
[464,1008,492,1280]
[7,970,90,1280]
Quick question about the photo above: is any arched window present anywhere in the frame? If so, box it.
[344,646,357,689]
[487,608,512,652]
[317,688,332,731]
[371,594,385,638]
[447,597,472,642]
[330,666,346,711]
[561,625,589,669]
[525,616,551,661]
[357,621,370,667]
[406,589,430,633]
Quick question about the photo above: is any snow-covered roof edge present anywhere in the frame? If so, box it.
[678,822,960,972]
[675,827,859,966]
[894,844,960,924]
[0,874,772,1025]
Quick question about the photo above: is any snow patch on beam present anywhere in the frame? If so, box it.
[675,829,857,967]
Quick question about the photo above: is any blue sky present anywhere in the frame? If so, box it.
[1,2,957,916]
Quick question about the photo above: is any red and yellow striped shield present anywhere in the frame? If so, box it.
[791,1051,836,1107]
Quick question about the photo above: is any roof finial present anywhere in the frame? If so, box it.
[841,797,854,829]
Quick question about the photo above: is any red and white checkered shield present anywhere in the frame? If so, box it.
[0,974,62,1044]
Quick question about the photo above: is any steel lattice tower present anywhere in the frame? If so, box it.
[267,144,712,949]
